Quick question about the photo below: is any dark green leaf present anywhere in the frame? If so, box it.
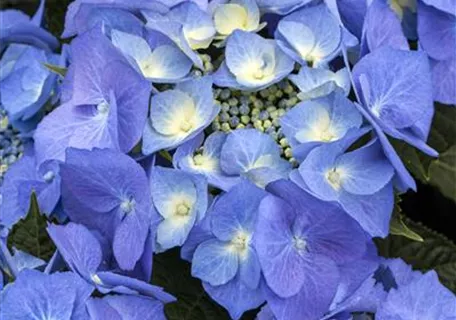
[393,104,456,202]
[376,217,456,292]
[152,249,230,320]
[7,192,55,261]
[389,197,423,242]
[44,63,67,77]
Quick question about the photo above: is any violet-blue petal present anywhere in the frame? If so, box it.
[255,0,312,15]
[431,56,456,105]
[203,275,265,320]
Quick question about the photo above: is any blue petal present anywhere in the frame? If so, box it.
[102,295,166,320]
[336,140,395,195]
[47,223,102,278]
[203,275,265,320]
[220,129,290,176]
[254,195,307,298]
[339,182,394,238]
[256,0,312,15]
[431,56,456,105]
[211,180,266,241]
[192,238,239,286]
[360,0,408,57]
[87,298,122,320]
[418,1,456,61]
[264,255,339,320]
[239,246,262,289]
[11,248,46,271]
[288,67,338,101]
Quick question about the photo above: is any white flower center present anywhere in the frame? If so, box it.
[120,198,135,214]
[43,170,55,183]
[96,101,110,115]
[175,202,191,216]
[326,169,342,190]
[293,236,307,251]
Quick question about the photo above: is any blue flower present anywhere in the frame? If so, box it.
[47,222,175,303]
[173,132,241,191]
[0,0,58,52]
[144,2,216,68]
[59,148,154,270]
[0,269,93,320]
[293,138,395,237]
[352,46,437,191]
[191,181,267,318]
[213,30,294,91]
[288,67,351,101]
[111,29,192,83]
[142,76,219,155]
[34,27,151,165]
[0,45,59,132]
[255,0,312,15]
[219,129,292,188]
[150,166,208,251]
[255,180,367,320]
[280,91,364,160]
[87,294,167,320]
[212,0,266,40]
[275,4,342,66]
[0,152,61,229]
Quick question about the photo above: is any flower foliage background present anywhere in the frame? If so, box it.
[0,0,455,319]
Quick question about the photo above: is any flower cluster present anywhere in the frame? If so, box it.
[0,0,455,319]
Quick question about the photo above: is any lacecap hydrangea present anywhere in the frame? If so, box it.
[0,0,455,320]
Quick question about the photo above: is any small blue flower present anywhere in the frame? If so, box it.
[213,30,294,91]
[111,29,192,83]
[34,27,151,166]
[352,46,437,190]
[87,294,167,320]
[293,138,395,237]
[173,132,241,191]
[191,181,267,318]
[280,91,364,160]
[0,269,93,320]
[142,76,219,155]
[0,45,59,132]
[212,0,266,40]
[59,148,154,270]
[255,180,367,320]
[289,67,351,101]
[48,222,176,303]
[0,152,61,229]
[150,166,208,251]
[275,4,342,66]
[144,2,216,68]
[219,129,292,188]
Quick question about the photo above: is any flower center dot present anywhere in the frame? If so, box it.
[176,203,190,216]
[120,198,135,214]
[43,170,55,183]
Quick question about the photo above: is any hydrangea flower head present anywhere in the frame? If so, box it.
[275,4,342,66]
[219,129,292,187]
[173,132,241,191]
[150,166,208,251]
[212,0,265,40]
[144,2,216,68]
[255,180,367,320]
[294,139,395,237]
[280,91,364,160]
[0,269,93,320]
[142,76,219,155]
[213,30,294,91]
[191,181,267,318]
[111,29,192,83]
[59,148,153,270]
[34,27,150,165]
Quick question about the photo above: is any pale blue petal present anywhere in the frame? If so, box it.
[192,238,239,286]
[239,246,261,289]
